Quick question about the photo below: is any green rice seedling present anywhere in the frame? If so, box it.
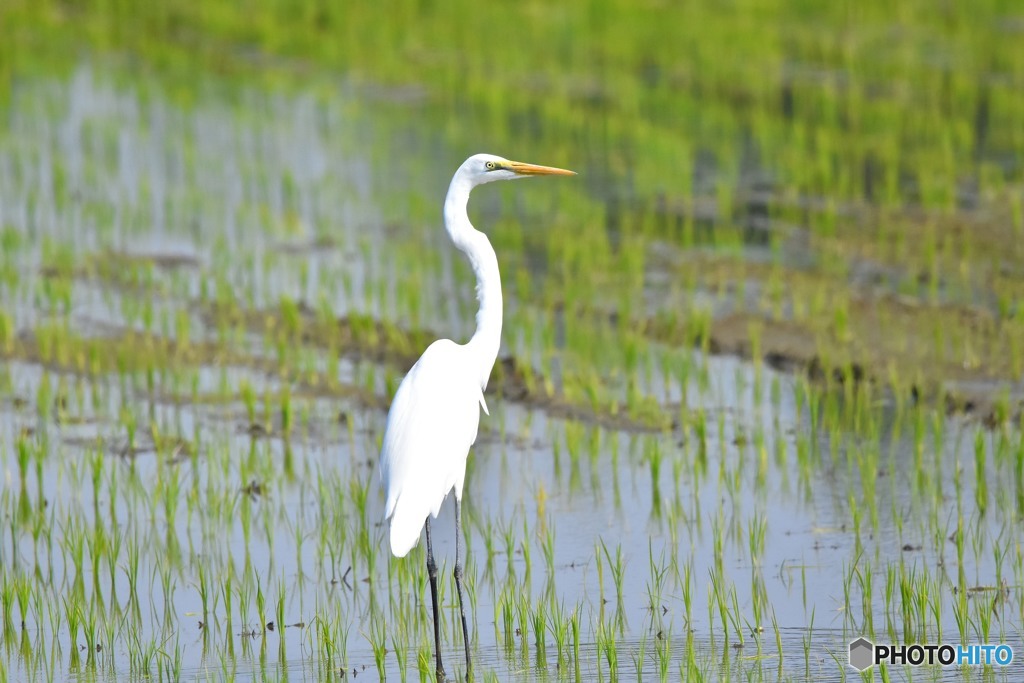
[708,568,743,647]
[499,587,515,652]
[392,632,408,682]
[481,518,498,579]
[710,514,725,579]
[417,644,432,681]
[883,563,898,642]
[927,571,943,639]
[976,586,993,644]
[14,573,34,636]
[82,600,100,665]
[160,637,184,683]
[550,597,572,677]
[0,574,14,636]
[127,630,161,677]
[241,379,256,427]
[63,597,82,665]
[747,512,766,567]
[631,634,647,682]
[221,569,235,640]
[898,564,925,643]
[158,561,177,631]
[767,607,783,676]
[540,524,556,578]
[349,476,373,572]
[532,598,548,669]
[645,438,663,516]
[517,590,531,656]
[519,519,532,584]
[693,409,708,476]
[749,568,768,636]
[309,616,333,671]
[645,544,668,629]
[654,629,671,682]
[600,540,626,615]
[464,554,479,634]
[680,559,694,627]
[15,432,32,486]
[332,608,350,673]
[728,579,744,647]
[802,608,815,674]
[255,574,267,633]
[280,384,293,435]
[974,430,988,515]
[953,584,969,644]
[546,599,569,668]
[259,387,276,435]
[596,615,617,677]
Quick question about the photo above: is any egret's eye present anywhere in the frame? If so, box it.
[485,161,497,171]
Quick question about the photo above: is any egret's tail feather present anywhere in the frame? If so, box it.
[388,504,425,558]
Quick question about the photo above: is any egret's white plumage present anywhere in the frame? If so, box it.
[381,338,486,556]
[378,152,574,678]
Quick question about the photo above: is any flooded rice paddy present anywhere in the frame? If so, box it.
[1,66,1023,683]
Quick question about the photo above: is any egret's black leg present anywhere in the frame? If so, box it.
[425,517,445,680]
[454,499,472,678]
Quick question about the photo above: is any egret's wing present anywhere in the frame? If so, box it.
[380,339,484,557]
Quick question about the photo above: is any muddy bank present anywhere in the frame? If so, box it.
[648,307,1020,427]
[16,264,1018,434]
[199,302,673,432]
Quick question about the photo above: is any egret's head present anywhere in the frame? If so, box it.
[460,153,575,187]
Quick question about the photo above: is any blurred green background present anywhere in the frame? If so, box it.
[4,0,1022,410]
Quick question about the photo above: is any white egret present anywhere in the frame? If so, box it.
[379,153,575,678]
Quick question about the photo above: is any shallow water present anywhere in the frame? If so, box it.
[0,66,1021,683]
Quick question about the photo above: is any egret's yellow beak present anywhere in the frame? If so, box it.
[506,161,576,176]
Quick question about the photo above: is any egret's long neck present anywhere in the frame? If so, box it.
[443,176,503,391]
